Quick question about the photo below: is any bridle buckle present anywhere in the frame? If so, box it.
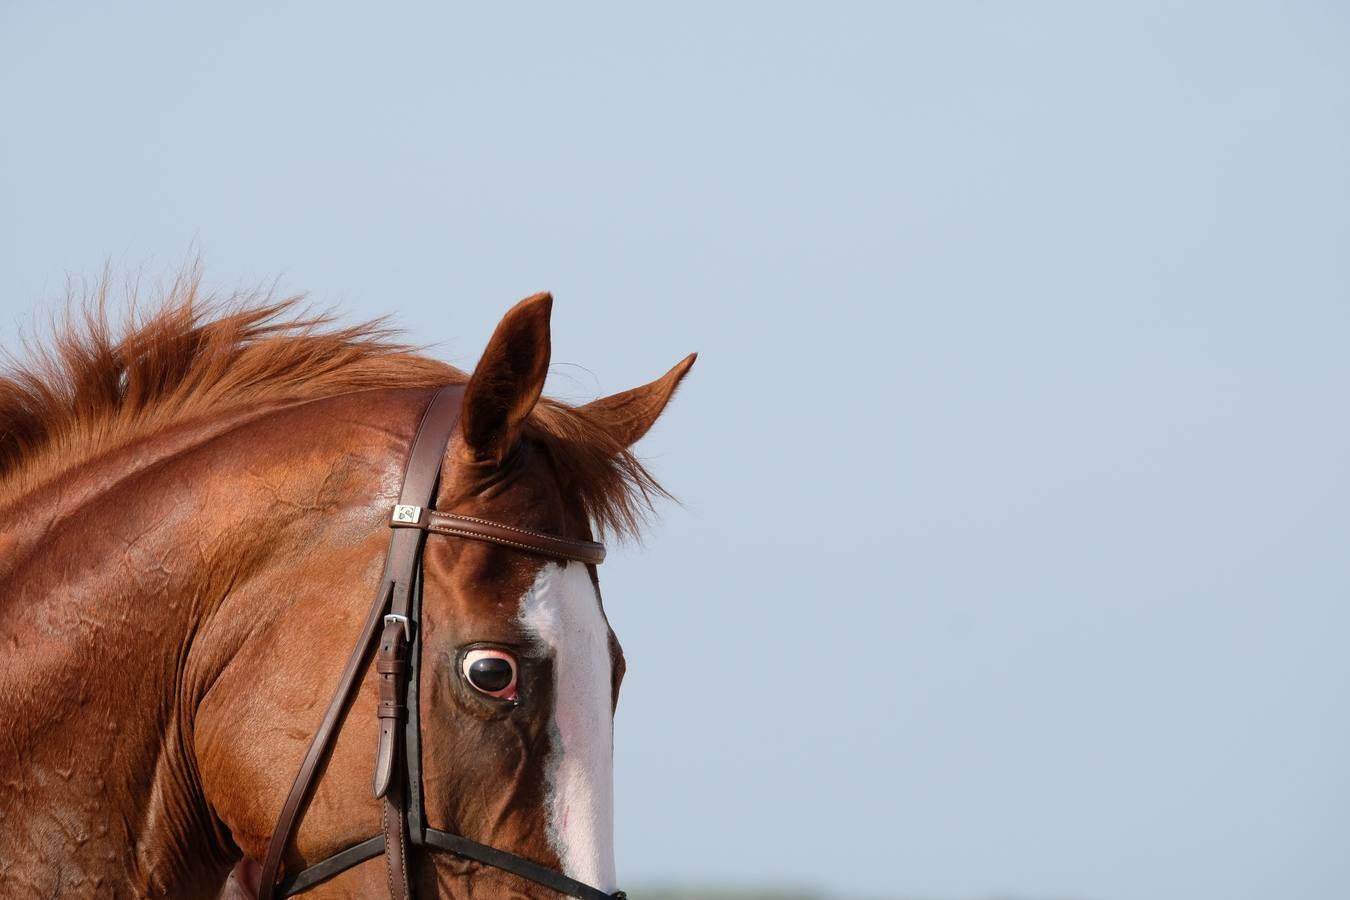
[383,613,411,642]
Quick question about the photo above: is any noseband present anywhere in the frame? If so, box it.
[258,385,625,900]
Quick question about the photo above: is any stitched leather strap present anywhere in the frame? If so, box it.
[391,510,606,565]
[382,780,412,900]
[376,620,413,900]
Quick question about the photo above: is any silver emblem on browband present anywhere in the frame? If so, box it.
[391,504,422,525]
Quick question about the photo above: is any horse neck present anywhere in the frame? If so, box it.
[0,389,426,898]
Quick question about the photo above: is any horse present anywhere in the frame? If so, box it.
[0,285,694,899]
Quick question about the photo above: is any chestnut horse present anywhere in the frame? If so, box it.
[0,288,693,898]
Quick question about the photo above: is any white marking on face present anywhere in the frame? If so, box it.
[517,562,617,890]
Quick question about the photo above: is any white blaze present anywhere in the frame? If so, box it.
[517,562,617,890]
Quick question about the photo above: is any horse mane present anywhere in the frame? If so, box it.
[0,272,662,537]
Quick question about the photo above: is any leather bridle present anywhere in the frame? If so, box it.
[257,385,625,900]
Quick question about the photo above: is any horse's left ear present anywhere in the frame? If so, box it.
[580,353,697,448]
[460,292,553,463]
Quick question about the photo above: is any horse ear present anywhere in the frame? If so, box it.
[580,353,696,448]
[459,292,553,463]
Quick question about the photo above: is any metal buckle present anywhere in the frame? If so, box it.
[391,504,423,526]
[384,613,411,642]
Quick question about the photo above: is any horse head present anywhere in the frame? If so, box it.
[0,289,691,899]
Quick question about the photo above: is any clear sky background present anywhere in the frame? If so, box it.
[2,4,1348,899]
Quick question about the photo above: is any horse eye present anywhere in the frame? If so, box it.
[462,649,519,701]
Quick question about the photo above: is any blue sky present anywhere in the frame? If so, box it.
[2,4,1348,898]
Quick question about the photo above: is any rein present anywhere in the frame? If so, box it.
[257,385,623,900]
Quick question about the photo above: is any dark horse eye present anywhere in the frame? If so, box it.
[469,658,513,691]
[462,649,519,700]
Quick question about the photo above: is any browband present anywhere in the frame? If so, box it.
[390,505,606,565]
